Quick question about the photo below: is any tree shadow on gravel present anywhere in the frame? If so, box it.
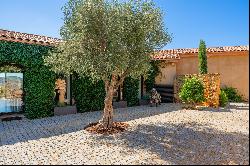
[95,122,249,165]
[0,103,181,146]
[114,103,182,122]
[0,103,248,149]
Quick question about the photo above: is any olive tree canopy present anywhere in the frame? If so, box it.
[45,0,172,128]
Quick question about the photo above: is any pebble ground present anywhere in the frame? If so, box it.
[0,103,249,165]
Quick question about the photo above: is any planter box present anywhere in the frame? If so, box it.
[139,99,150,106]
[54,106,77,116]
[113,101,127,109]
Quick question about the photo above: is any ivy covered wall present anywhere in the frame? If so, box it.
[0,41,56,119]
[0,40,159,118]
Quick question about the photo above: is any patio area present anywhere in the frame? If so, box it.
[0,103,249,165]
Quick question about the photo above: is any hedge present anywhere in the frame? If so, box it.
[123,77,139,106]
[144,61,160,92]
[72,75,140,111]
[72,74,106,112]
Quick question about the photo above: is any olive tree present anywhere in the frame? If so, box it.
[44,0,171,129]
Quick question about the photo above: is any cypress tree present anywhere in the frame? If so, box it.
[198,40,208,74]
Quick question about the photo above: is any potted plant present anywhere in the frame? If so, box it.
[54,79,77,116]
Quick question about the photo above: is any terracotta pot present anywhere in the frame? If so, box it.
[113,101,127,109]
[139,99,150,106]
[54,106,77,116]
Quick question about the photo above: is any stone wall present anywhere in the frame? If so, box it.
[174,73,221,107]
[175,52,249,100]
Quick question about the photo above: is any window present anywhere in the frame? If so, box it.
[0,73,23,113]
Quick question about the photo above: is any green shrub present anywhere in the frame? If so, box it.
[72,74,106,112]
[219,90,228,107]
[72,75,140,110]
[222,87,243,102]
[179,77,205,104]
[123,77,139,106]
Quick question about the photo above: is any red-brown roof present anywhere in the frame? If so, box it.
[1,29,248,60]
[152,51,181,60]
[0,29,62,46]
[153,45,249,60]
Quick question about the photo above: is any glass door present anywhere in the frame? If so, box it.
[0,73,23,113]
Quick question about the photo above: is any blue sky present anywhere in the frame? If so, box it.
[0,0,249,49]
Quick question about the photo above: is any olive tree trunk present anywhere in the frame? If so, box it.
[102,85,115,128]
[100,75,117,128]
[100,73,127,129]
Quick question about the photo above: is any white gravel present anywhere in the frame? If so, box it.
[0,103,249,165]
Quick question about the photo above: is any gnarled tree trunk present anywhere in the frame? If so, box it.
[100,75,117,129]
[102,85,114,128]
[100,73,128,129]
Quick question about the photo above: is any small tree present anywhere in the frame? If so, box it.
[198,40,208,74]
[44,0,171,129]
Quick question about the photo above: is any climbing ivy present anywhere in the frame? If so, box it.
[0,41,56,119]
[0,40,144,117]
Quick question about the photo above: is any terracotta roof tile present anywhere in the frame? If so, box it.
[153,46,249,60]
[0,29,62,46]
[1,29,248,60]
[152,50,181,60]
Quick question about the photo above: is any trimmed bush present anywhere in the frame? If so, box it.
[72,75,106,112]
[72,75,140,111]
[123,77,139,106]
[222,87,243,102]
[179,76,205,104]
[219,90,228,107]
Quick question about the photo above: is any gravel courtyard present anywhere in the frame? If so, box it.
[0,103,249,165]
